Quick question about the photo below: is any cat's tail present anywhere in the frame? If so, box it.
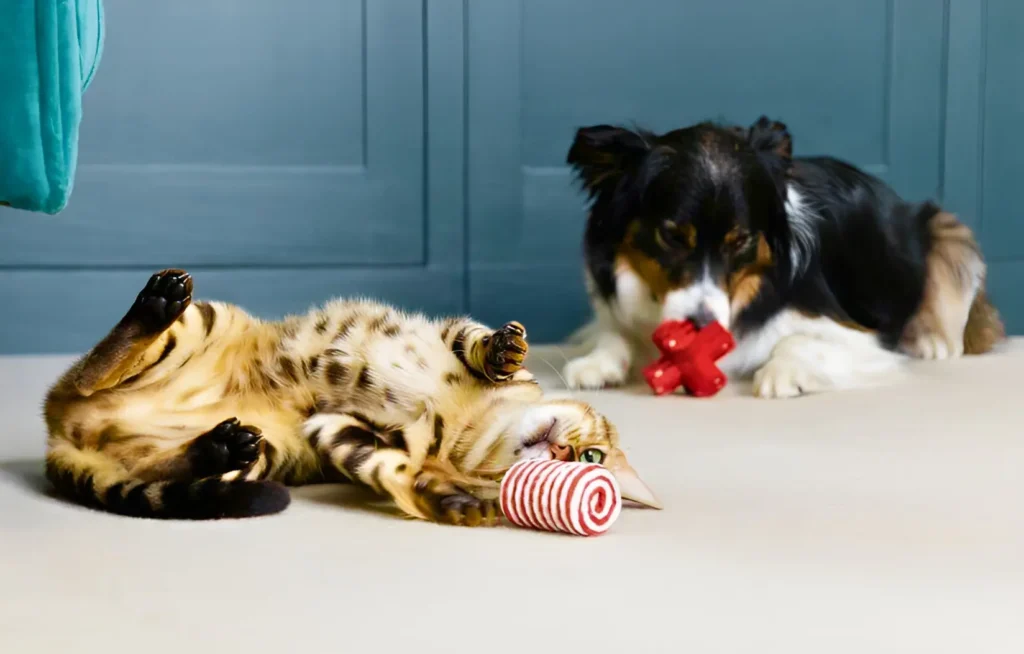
[45,443,290,520]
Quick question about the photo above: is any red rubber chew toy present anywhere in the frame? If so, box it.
[642,320,736,397]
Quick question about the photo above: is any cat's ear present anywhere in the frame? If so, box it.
[606,449,662,509]
[747,116,792,160]
[566,125,660,197]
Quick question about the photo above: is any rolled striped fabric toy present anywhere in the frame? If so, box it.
[500,459,622,536]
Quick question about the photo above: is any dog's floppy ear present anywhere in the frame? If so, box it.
[566,125,656,197]
[749,115,794,175]
[749,116,794,159]
[747,116,792,159]
[724,125,750,140]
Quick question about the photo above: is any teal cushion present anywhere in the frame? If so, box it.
[0,0,104,214]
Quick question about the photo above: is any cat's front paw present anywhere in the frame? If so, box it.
[483,321,528,382]
[413,474,498,527]
[437,492,500,527]
[127,269,193,334]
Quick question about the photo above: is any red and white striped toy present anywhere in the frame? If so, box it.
[499,459,622,536]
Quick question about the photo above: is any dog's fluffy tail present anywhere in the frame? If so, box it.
[963,290,1005,355]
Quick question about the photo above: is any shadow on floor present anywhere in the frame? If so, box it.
[0,459,49,494]
[291,483,408,520]
[0,458,458,524]
[0,458,410,520]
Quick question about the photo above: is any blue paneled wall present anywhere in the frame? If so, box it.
[0,0,1020,353]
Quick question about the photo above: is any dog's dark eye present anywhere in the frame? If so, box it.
[656,222,693,250]
[726,230,752,253]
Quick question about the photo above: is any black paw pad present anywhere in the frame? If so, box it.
[485,321,528,380]
[188,418,263,478]
[128,269,193,333]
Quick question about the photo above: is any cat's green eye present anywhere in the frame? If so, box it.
[579,448,605,464]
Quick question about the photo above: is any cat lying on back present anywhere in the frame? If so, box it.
[44,269,660,524]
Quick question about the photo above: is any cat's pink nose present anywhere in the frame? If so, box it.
[549,443,573,461]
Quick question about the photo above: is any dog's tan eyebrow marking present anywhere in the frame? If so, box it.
[727,233,774,314]
[724,226,750,247]
[616,243,672,301]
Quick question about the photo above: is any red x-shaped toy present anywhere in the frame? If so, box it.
[642,320,736,397]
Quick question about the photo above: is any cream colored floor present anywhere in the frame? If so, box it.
[2,345,1023,653]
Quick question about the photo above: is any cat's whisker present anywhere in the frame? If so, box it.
[532,348,574,394]
[549,346,572,369]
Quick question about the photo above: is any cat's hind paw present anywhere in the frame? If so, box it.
[127,269,193,334]
[187,418,264,478]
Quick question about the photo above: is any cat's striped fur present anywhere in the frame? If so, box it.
[44,270,659,524]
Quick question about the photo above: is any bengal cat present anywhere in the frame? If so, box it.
[43,269,661,524]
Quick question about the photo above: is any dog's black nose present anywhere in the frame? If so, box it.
[689,305,716,328]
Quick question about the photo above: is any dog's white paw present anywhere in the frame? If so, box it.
[753,356,820,399]
[564,351,629,390]
[901,333,963,360]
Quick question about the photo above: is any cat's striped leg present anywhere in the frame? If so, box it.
[304,412,498,526]
[69,269,195,395]
[119,413,312,487]
[45,418,290,519]
[304,411,414,497]
[125,418,270,483]
[440,317,530,382]
[67,269,254,396]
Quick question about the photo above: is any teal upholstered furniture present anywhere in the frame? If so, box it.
[0,0,104,213]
